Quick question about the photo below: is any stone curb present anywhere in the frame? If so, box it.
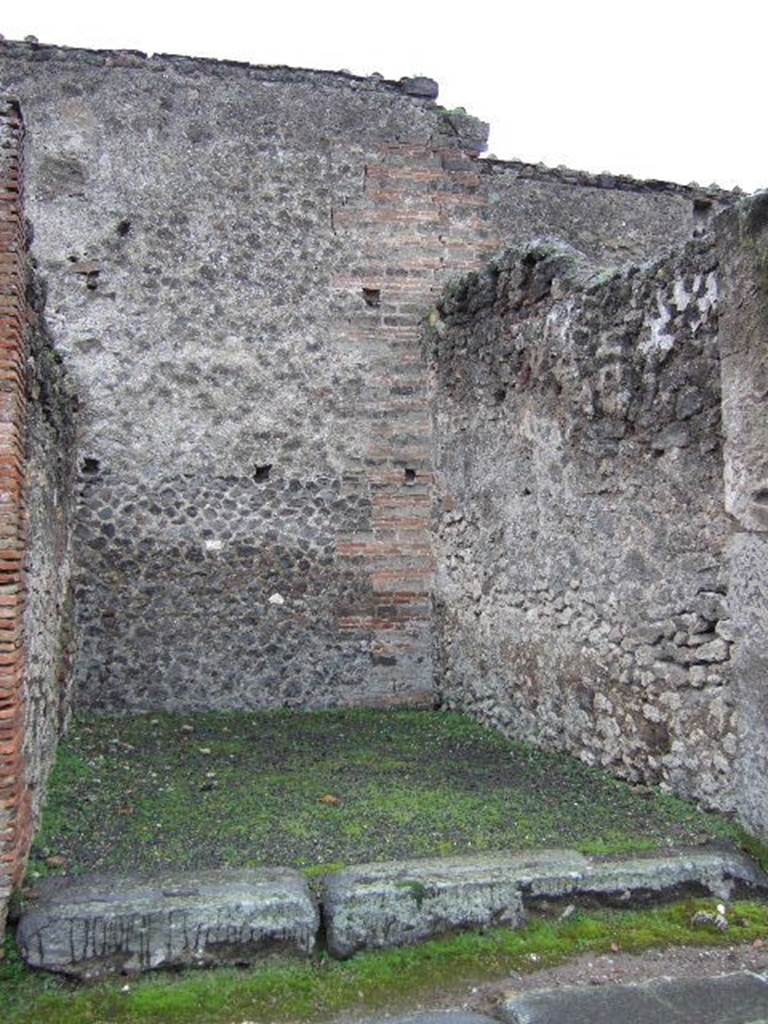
[321,845,768,957]
[322,851,529,959]
[16,845,768,975]
[17,867,319,979]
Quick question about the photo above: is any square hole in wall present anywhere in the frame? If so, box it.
[404,468,416,484]
[253,464,272,482]
[362,287,381,308]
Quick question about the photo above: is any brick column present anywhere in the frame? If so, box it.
[333,142,497,704]
[0,99,29,931]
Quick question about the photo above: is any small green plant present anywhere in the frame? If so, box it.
[396,881,430,909]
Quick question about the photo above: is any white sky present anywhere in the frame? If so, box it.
[2,0,766,192]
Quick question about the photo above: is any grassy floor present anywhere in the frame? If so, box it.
[3,900,768,1024]
[28,708,746,880]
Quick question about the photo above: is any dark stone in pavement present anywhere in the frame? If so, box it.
[501,971,768,1023]
[366,1015,496,1024]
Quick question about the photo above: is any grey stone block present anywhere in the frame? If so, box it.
[399,76,439,99]
[546,847,768,904]
[323,852,538,958]
[500,971,768,1024]
[17,867,318,978]
[323,846,768,959]
[365,1015,497,1024]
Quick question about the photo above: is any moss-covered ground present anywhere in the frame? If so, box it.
[28,709,747,878]
[4,709,768,1022]
[3,901,768,1024]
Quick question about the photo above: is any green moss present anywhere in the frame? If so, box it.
[26,709,750,884]
[396,881,430,908]
[3,901,768,1024]
[303,863,345,881]
[733,827,768,874]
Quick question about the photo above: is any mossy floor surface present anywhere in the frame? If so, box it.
[30,708,744,878]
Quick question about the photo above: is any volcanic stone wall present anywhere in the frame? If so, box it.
[479,159,732,265]
[23,282,77,824]
[0,39,734,718]
[716,194,768,838]
[429,238,737,811]
[0,42,501,712]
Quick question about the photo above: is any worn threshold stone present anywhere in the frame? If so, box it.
[16,845,768,974]
[322,846,768,958]
[322,852,533,959]
[499,971,768,1024]
[523,845,768,904]
[17,867,318,978]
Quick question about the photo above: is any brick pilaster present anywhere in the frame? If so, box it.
[0,98,29,921]
[333,143,497,703]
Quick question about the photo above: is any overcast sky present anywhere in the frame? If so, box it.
[3,1,766,192]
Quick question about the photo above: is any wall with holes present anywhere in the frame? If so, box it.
[0,39,732,714]
[0,44,498,711]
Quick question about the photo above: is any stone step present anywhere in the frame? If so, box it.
[17,867,318,979]
[16,845,768,976]
[322,845,768,957]
[323,851,529,959]
[499,971,768,1024]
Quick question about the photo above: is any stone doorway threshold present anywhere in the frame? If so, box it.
[16,844,768,978]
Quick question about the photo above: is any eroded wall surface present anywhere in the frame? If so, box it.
[717,194,768,837]
[429,239,736,810]
[0,43,501,711]
[0,39,736,721]
[480,161,732,264]
[23,291,77,825]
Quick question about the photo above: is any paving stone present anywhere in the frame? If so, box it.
[365,1014,497,1024]
[500,971,768,1024]
[17,867,318,978]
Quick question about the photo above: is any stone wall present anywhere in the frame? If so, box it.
[479,159,733,265]
[0,42,498,711]
[0,98,76,940]
[23,281,77,827]
[717,194,768,837]
[429,238,737,811]
[0,40,724,714]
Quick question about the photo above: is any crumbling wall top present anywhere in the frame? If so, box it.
[480,156,740,204]
[0,37,436,99]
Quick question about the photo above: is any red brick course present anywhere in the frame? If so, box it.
[333,144,498,701]
[0,100,30,901]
